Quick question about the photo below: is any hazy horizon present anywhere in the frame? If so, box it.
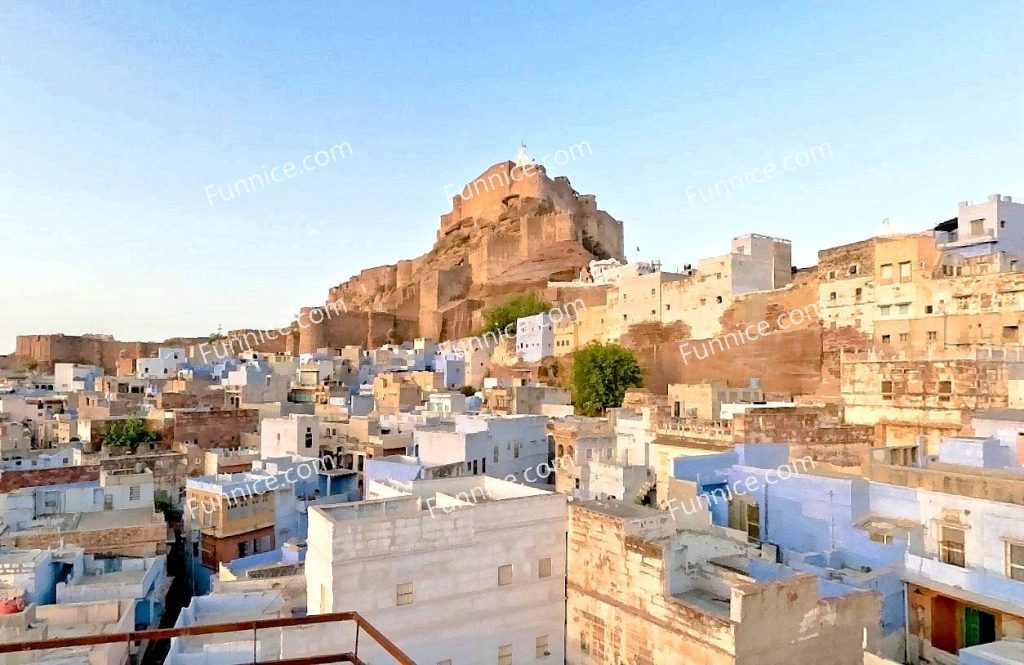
[2,0,1021,353]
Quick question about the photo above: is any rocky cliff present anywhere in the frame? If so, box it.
[303,160,625,348]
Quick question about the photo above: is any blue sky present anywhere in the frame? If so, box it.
[1,1,1021,352]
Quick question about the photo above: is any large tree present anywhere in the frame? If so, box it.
[571,342,643,416]
[477,294,551,337]
[104,418,160,452]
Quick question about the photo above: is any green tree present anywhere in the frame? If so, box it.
[104,418,160,452]
[571,343,643,416]
[477,294,551,337]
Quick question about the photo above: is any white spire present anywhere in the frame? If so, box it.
[515,142,534,168]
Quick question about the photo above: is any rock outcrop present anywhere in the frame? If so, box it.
[304,160,625,348]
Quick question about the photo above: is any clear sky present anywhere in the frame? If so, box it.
[1,1,1021,353]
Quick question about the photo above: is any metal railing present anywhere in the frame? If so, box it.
[0,611,416,665]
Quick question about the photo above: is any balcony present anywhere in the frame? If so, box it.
[936,227,995,250]
[0,611,415,665]
[905,550,1024,616]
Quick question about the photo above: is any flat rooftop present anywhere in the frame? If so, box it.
[971,408,1024,422]
[575,498,664,521]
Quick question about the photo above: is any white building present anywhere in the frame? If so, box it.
[305,476,567,664]
[935,194,1024,261]
[260,414,322,459]
[432,350,465,390]
[53,363,104,392]
[137,347,187,379]
[411,414,550,482]
[516,313,554,362]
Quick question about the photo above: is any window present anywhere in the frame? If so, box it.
[396,582,414,605]
[971,219,985,236]
[879,305,891,316]
[849,265,859,275]
[536,634,550,658]
[1008,543,1024,581]
[899,261,912,283]
[899,333,908,342]
[827,270,836,279]
[927,331,938,342]
[498,644,513,665]
[855,287,862,299]
[939,526,966,567]
[869,531,894,545]
[938,380,952,402]
[129,485,141,501]
[829,292,837,301]
[745,502,760,542]
[881,380,893,400]
[498,564,513,586]
[585,449,593,460]
[538,557,552,578]
[438,660,453,665]
[880,263,893,284]
[897,304,909,315]
[715,296,723,304]
[881,334,891,344]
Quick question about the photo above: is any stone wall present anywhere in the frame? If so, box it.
[14,334,205,373]
[169,409,259,448]
[4,520,167,557]
[0,465,100,492]
[731,407,876,467]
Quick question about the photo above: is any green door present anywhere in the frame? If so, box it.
[963,606,997,648]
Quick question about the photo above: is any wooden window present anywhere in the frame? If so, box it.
[536,634,550,658]
[938,380,952,402]
[396,582,414,606]
[939,526,966,567]
[498,644,513,665]
[746,502,760,542]
[880,263,893,284]
[1008,542,1024,581]
[498,564,513,586]
[538,557,552,578]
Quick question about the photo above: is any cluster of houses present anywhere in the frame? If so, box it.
[1,192,1023,664]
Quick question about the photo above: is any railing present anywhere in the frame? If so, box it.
[0,610,416,665]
